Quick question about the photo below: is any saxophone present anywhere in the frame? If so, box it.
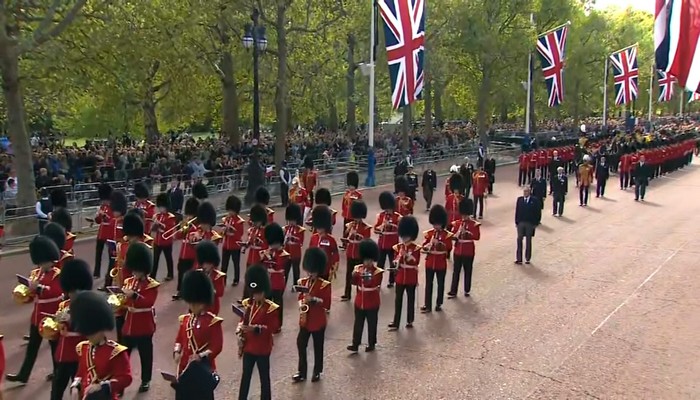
[236,305,250,358]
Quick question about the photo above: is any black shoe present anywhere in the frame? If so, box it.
[447,292,457,299]
[347,345,359,353]
[387,283,394,288]
[435,305,443,312]
[292,373,306,383]
[164,276,173,282]
[464,292,470,297]
[365,345,375,352]
[23,335,29,341]
[45,373,54,382]
[232,280,239,287]
[311,373,321,382]
[406,322,413,328]
[525,260,531,264]
[97,287,108,292]
[420,306,431,313]
[340,296,351,302]
[388,323,399,331]
[5,374,27,384]
[93,275,100,280]
[171,294,180,301]
[138,382,150,393]
[514,260,523,265]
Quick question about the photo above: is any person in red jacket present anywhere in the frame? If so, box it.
[302,156,318,210]
[237,265,280,400]
[283,204,306,285]
[243,204,270,268]
[618,153,631,189]
[292,248,332,383]
[518,151,529,186]
[104,190,128,287]
[528,151,538,183]
[221,195,245,286]
[50,208,75,253]
[309,188,338,234]
[394,176,414,216]
[445,173,464,225]
[194,241,225,316]
[263,223,290,331]
[151,193,177,280]
[172,197,200,300]
[341,200,372,301]
[389,216,421,331]
[341,171,362,243]
[93,183,114,279]
[69,291,133,400]
[347,239,382,353]
[134,182,156,233]
[121,242,158,393]
[7,236,62,384]
[421,205,453,313]
[173,270,223,400]
[44,223,74,269]
[50,258,93,400]
[251,187,275,225]
[448,198,481,298]
[289,177,309,210]
[472,166,489,219]
[374,191,401,288]
[308,206,340,281]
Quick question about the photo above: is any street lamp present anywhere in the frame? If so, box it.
[242,8,268,205]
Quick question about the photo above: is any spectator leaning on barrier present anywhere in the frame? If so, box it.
[35,188,53,234]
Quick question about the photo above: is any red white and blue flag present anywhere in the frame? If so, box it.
[536,24,569,107]
[657,70,675,102]
[378,0,425,110]
[610,46,639,106]
[655,0,700,93]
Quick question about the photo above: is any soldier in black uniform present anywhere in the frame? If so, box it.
[421,168,437,211]
[405,165,418,201]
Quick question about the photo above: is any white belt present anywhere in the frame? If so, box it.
[428,251,447,255]
[348,240,362,244]
[127,307,153,313]
[399,264,418,270]
[268,269,284,274]
[251,246,262,250]
[63,332,81,337]
[457,240,474,243]
[100,222,110,226]
[357,286,379,292]
[36,296,62,304]
[381,232,398,235]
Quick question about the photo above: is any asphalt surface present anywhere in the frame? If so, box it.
[2,161,700,400]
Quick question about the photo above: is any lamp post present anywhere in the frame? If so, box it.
[242,8,268,205]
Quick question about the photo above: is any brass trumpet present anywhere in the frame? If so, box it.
[13,284,33,304]
[162,217,197,241]
[38,316,60,340]
[107,293,127,313]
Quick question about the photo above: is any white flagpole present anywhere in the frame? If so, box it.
[525,13,534,134]
[368,0,376,148]
[648,64,653,127]
[603,57,609,127]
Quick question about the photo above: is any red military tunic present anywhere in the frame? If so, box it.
[238,299,280,356]
[373,211,401,251]
[122,276,159,337]
[55,249,74,270]
[244,226,269,267]
[28,266,63,327]
[392,242,421,286]
[352,264,383,310]
[308,232,340,278]
[538,149,547,169]
[152,212,177,248]
[95,204,114,241]
[134,199,156,233]
[189,228,223,250]
[261,248,290,292]
[619,154,631,173]
[297,277,332,332]
[54,299,84,364]
[108,216,124,260]
[306,207,339,233]
[302,170,318,202]
[196,269,226,315]
[341,189,363,220]
[519,153,528,171]
[64,231,76,253]
[247,207,275,226]
[283,224,306,261]
[422,229,453,271]
[444,177,454,199]
[445,192,464,225]
[395,194,414,216]
[114,235,154,288]
[73,340,132,399]
[289,186,309,209]
[176,223,200,261]
[472,172,489,197]
[221,214,245,251]
[450,218,481,258]
[528,151,538,172]
[174,312,224,375]
[344,221,372,260]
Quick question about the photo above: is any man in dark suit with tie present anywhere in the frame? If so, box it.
[515,187,541,264]
[529,170,547,210]
[634,155,652,201]
[421,168,437,210]
[551,166,568,217]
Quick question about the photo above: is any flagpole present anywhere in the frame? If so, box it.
[680,90,684,116]
[648,64,653,128]
[368,0,376,148]
[525,13,534,135]
[611,42,639,55]
[537,20,571,38]
[603,57,609,127]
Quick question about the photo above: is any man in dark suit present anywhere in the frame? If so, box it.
[529,170,547,210]
[548,150,564,191]
[166,180,185,221]
[595,156,610,198]
[515,187,541,264]
[421,168,437,210]
[634,155,652,201]
[484,157,496,194]
[551,166,568,217]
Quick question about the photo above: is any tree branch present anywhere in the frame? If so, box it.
[286,0,345,35]
[19,0,90,55]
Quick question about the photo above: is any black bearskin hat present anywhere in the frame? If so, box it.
[122,212,144,237]
[156,193,169,209]
[184,197,200,216]
[250,204,268,225]
[264,223,285,246]
[51,208,72,232]
[285,203,303,224]
[133,182,150,199]
[245,264,271,295]
[59,258,93,293]
[311,205,332,231]
[304,156,314,169]
[125,242,152,274]
[44,222,66,250]
[358,239,379,261]
[29,235,60,265]
[196,241,220,267]
[302,247,326,275]
[429,204,448,228]
[379,191,395,210]
[398,216,419,241]
[255,186,270,205]
[346,171,359,188]
[98,183,113,201]
[226,195,242,213]
[350,200,367,219]
[110,191,128,215]
[71,291,115,335]
[197,201,217,227]
[449,173,463,193]
[315,188,331,206]
[50,188,67,208]
[395,176,409,193]
[459,198,474,216]
[192,182,208,200]
[181,270,215,305]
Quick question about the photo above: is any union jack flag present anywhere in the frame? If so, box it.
[689,90,700,103]
[536,24,569,107]
[657,70,675,102]
[610,46,639,106]
[378,0,425,110]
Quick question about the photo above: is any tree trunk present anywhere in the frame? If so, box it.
[274,4,289,168]
[402,105,411,153]
[345,33,357,139]
[328,93,338,132]
[500,103,508,123]
[434,83,443,123]
[221,50,240,146]
[423,78,433,136]
[142,94,159,143]
[476,68,491,146]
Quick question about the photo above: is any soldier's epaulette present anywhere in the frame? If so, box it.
[212,270,226,280]
[296,277,305,286]
[265,299,279,313]
[320,279,330,289]
[59,299,70,310]
[66,232,77,241]
[265,207,275,215]
[373,266,384,275]
[107,340,128,359]
[146,277,160,290]
[52,267,62,276]
[207,312,224,326]
[330,208,338,216]
[0,335,3,340]
[178,314,188,323]
[472,220,482,227]
[279,249,290,258]
[298,226,307,232]
[211,231,223,241]
[391,243,400,252]
[60,251,73,262]
[75,340,90,355]
[241,298,251,307]
[142,235,154,247]
[423,228,434,237]
[353,264,363,271]
[445,231,455,239]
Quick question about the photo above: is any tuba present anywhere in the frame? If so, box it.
[38,315,60,340]
[13,284,32,304]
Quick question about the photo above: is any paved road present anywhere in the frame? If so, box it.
[2,162,700,400]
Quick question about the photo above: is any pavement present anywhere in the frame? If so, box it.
[2,161,700,400]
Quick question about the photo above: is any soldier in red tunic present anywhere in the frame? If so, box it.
[133,182,156,233]
[283,204,306,285]
[445,173,464,224]
[172,197,200,300]
[151,193,177,280]
[7,236,62,384]
[250,187,275,225]
[121,242,159,393]
[94,183,114,279]
[221,195,245,286]
[192,181,209,201]
[293,248,332,383]
[394,176,414,216]
[448,198,481,298]
[421,205,453,313]
[69,291,133,400]
[374,191,400,288]
[50,207,75,253]
[194,202,224,247]
[472,166,489,219]
[340,171,362,243]
[195,241,225,315]
[308,206,340,281]
[389,216,421,331]
[44,223,74,269]
[262,223,290,331]
[173,270,223,400]
[341,200,372,301]
[308,188,338,233]
[104,191,128,288]
[301,156,318,210]
[238,265,280,400]
[50,259,93,400]
[347,239,382,353]
[288,177,309,210]
[244,204,270,268]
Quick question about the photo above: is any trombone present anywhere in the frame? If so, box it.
[162,217,197,241]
